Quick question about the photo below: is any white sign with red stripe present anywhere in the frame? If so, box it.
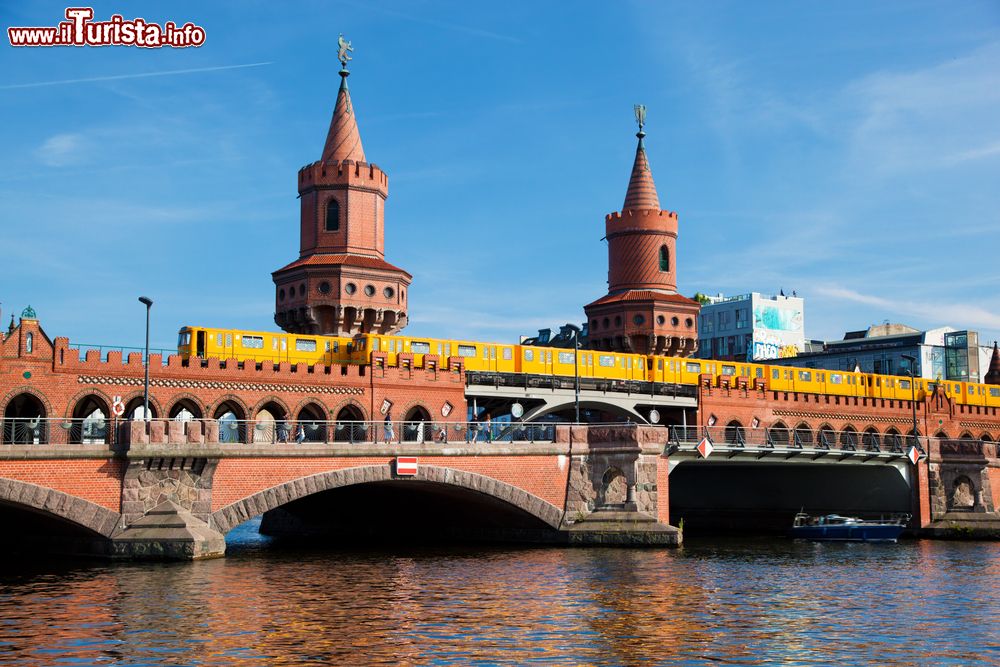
[907,446,921,465]
[396,457,418,476]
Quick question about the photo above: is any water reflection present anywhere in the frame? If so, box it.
[0,529,998,665]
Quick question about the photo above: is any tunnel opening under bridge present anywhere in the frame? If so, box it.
[668,462,912,535]
[253,481,561,546]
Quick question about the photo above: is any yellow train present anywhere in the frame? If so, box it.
[176,326,1000,409]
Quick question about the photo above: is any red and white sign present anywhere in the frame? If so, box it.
[395,457,418,476]
[111,395,125,417]
[907,446,921,465]
[697,437,714,459]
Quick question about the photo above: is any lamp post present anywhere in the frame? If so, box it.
[138,297,153,421]
[565,324,581,423]
[901,353,920,451]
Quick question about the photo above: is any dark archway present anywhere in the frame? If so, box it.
[403,405,432,443]
[334,405,366,442]
[70,394,110,444]
[3,393,47,444]
[863,427,881,451]
[840,425,859,450]
[794,422,814,448]
[769,421,790,447]
[124,396,158,421]
[724,420,745,445]
[169,398,203,421]
[295,403,327,443]
[255,400,289,443]
[214,400,247,444]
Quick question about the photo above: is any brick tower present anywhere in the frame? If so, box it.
[584,107,700,356]
[986,342,1000,385]
[273,53,411,335]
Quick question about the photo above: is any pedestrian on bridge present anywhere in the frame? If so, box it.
[383,411,395,444]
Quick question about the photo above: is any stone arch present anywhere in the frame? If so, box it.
[402,404,432,443]
[597,467,628,507]
[333,402,368,442]
[70,393,111,444]
[861,426,882,451]
[724,420,744,445]
[330,397,369,422]
[769,420,790,446]
[0,478,119,537]
[980,433,994,443]
[958,431,975,441]
[123,392,161,420]
[794,422,814,447]
[167,394,204,420]
[817,423,836,448]
[294,400,328,443]
[253,398,290,443]
[2,389,51,444]
[212,396,248,444]
[1,385,53,420]
[840,425,859,450]
[210,464,563,534]
[63,387,113,418]
[949,475,976,511]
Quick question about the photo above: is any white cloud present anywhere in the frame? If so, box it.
[36,133,88,167]
[815,286,1000,331]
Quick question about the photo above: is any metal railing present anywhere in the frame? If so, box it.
[667,425,929,459]
[1,418,111,445]
[70,343,175,364]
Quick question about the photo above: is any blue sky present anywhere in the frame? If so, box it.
[2,1,999,352]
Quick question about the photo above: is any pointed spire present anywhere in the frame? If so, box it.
[321,67,366,164]
[623,105,660,211]
[985,342,1000,385]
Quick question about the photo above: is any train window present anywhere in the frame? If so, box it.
[281,339,287,351]
[503,348,512,360]
[687,362,701,373]
[830,374,843,384]
[178,332,191,346]
[798,371,811,381]
[242,335,263,349]
[599,355,615,367]
[756,368,763,378]
[483,347,489,359]
[438,344,443,356]
[296,339,317,352]
[818,373,824,381]
[899,379,910,390]
[458,345,477,357]
[658,359,663,370]
[332,341,338,352]
[411,341,431,354]
[558,352,574,364]
[225,333,232,348]
[272,337,279,350]
[524,349,535,362]
[722,365,736,376]
[990,388,1000,398]
[772,369,779,379]
[491,347,497,359]
[445,344,451,357]
[620,358,626,368]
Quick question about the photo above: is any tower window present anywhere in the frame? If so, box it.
[659,245,670,272]
[325,199,340,232]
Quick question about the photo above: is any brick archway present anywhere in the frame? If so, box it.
[210,464,563,534]
[0,478,120,537]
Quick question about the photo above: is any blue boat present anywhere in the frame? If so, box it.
[790,513,909,543]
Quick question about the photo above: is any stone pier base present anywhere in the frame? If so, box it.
[110,500,225,560]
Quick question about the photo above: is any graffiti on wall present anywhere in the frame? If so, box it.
[753,305,803,333]
[748,338,801,362]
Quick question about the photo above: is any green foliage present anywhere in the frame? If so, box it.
[692,292,710,305]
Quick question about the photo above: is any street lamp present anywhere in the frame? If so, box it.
[901,353,920,451]
[565,324,581,423]
[138,296,153,421]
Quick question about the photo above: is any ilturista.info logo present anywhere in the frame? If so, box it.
[8,7,206,48]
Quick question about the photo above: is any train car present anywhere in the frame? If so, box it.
[177,326,353,365]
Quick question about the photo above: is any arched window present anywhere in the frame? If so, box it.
[25,333,33,353]
[325,199,340,232]
[659,245,670,272]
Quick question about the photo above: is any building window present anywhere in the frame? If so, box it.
[656,315,665,325]
[325,199,340,232]
[345,283,357,295]
[364,284,376,297]
[384,287,395,299]
[318,281,331,294]
[659,245,669,272]
[25,333,33,353]
[633,314,645,325]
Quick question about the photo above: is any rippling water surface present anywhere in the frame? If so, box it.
[0,522,998,666]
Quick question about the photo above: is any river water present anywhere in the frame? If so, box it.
[0,521,997,666]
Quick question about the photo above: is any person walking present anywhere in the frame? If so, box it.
[295,423,306,444]
[383,410,394,444]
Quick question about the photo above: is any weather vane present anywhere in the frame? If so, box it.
[634,104,646,134]
[337,34,354,70]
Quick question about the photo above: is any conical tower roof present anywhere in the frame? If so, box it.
[985,342,1000,385]
[322,70,366,164]
[622,131,660,211]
